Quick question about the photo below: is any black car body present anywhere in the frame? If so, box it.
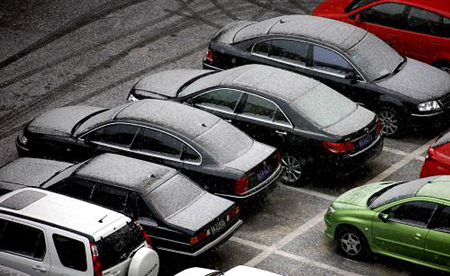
[0,154,242,257]
[202,15,450,137]
[16,100,281,200]
[128,64,383,184]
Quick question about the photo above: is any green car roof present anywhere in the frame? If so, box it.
[417,175,450,201]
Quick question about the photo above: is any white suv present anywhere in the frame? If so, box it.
[0,187,159,276]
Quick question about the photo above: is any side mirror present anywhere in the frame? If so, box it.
[354,13,361,23]
[378,213,389,223]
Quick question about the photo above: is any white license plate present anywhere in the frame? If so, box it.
[359,134,373,149]
[210,219,226,235]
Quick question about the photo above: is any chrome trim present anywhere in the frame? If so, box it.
[155,219,243,257]
[349,121,377,142]
[79,122,203,166]
[251,38,367,83]
[217,163,282,199]
[411,111,444,117]
[348,134,381,157]
[202,63,223,71]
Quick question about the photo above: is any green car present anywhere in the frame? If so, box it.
[325,175,450,273]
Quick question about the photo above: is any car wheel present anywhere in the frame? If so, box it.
[377,105,404,138]
[337,227,369,260]
[280,153,303,184]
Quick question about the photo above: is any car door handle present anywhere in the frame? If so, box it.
[225,119,232,123]
[32,265,48,272]
[414,233,422,240]
[275,130,287,136]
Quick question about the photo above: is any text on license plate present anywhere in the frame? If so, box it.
[359,134,373,149]
[257,165,272,181]
[210,219,226,235]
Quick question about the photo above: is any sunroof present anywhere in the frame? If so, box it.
[0,190,46,210]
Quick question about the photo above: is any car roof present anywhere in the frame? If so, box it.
[180,64,330,104]
[115,100,222,140]
[417,176,450,201]
[234,15,368,51]
[73,153,178,194]
[381,0,449,17]
[0,188,126,236]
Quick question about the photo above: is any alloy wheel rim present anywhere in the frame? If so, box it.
[340,233,361,256]
[379,110,398,136]
[281,155,302,183]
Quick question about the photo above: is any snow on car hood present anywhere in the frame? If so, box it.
[323,105,375,137]
[334,181,398,208]
[225,141,275,172]
[0,158,73,187]
[27,106,105,137]
[133,69,212,98]
[377,58,450,102]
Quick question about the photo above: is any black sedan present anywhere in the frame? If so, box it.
[127,64,383,184]
[0,153,242,257]
[16,100,281,200]
[202,15,450,137]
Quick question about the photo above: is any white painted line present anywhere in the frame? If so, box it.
[368,137,436,183]
[280,184,337,201]
[275,251,366,276]
[383,146,426,161]
[230,237,270,251]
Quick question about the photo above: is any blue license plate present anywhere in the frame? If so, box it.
[359,134,373,149]
[257,165,272,181]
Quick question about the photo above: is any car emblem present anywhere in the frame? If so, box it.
[364,127,369,133]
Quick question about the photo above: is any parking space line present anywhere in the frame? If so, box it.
[281,184,337,201]
[230,237,271,251]
[383,146,426,161]
[368,137,436,183]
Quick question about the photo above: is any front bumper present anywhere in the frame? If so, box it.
[409,110,450,129]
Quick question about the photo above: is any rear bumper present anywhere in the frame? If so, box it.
[420,158,450,178]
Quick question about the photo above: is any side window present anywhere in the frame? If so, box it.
[0,220,46,260]
[313,46,355,76]
[444,17,450,38]
[273,109,290,125]
[86,124,139,148]
[406,7,443,37]
[433,206,450,233]
[181,144,201,163]
[136,195,154,220]
[192,89,242,113]
[132,128,182,159]
[241,94,277,121]
[53,234,87,271]
[91,185,130,214]
[48,178,96,201]
[359,3,406,29]
[388,201,438,228]
[252,40,270,56]
[269,40,309,66]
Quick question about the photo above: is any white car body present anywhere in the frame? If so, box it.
[175,265,282,276]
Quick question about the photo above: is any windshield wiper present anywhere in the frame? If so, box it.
[392,57,407,75]
[372,72,391,82]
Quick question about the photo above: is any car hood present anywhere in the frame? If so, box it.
[377,58,450,102]
[165,192,234,234]
[323,105,375,137]
[0,158,73,187]
[334,181,398,208]
[27,106,105,137]
[312,0,352,16]
[133,69,212,99]
[225,141,275,172]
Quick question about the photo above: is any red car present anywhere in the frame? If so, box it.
[421,132,450,177]
[313,0,450,73]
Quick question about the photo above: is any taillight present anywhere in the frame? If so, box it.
[234,175,249,195]
[205,49,213,62]
[226,206,240,221]
[276,151,281,165]
[90,243,102,276]
[427,147,436,160]
[322,141,355,153]
[139,226,152,248]
[375,119,382,135]
[190,230,210,245]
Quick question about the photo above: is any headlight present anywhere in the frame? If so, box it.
[417,100,441,112]
[326,206,335,216]
[18,132,28,145]
[127,93,139,102]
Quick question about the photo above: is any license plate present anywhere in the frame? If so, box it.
[257,165,272,181]
[210,219,226,235]
[359,134,373,149]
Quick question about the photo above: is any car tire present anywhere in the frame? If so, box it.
[280,153,304,185]
[377,105,404,138]
[336,226,370,260]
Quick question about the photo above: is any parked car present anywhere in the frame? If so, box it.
[128,64,383,184]
[0,187,159,276]
[175,265,281,276]
[16,100,281,200]
[325,175,450,272]
[202,15,450,137]
[0,154,242,257]
[421,131,450,177]
[313,0,450,73]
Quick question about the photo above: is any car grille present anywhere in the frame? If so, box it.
[439,93,450,109]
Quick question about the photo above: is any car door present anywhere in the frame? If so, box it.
[233,93,292,150]
[0,218,50,276]
[424,204,450,267]
[90,184,135,218]
[354,2,407,52]
[372,200,438,261]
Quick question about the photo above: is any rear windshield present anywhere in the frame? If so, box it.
[368,179,427,209]
[290,85,357,128]
[148,174,204,219]
[194,120,253,164]
[96,222,145,270]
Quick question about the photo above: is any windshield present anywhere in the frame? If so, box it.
[368,179,427,209]
[290,84,357,128]
[148,174,204,219]
[41,162,84,188]
[194,120,254,164]
[75,105,129,136]
[345,0,379,12]
[346,33,403,82]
